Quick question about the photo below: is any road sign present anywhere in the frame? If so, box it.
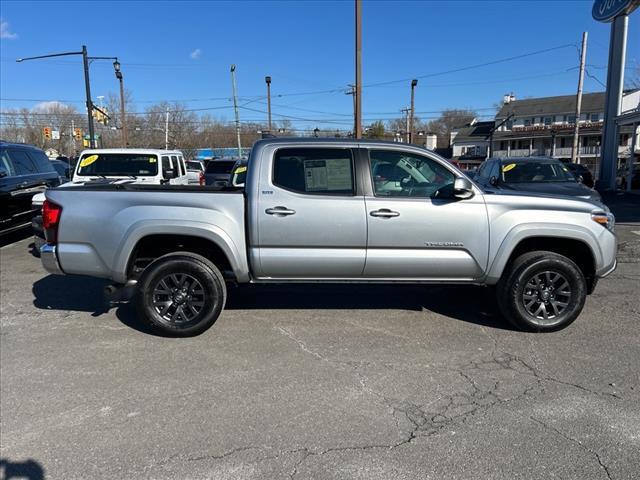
[592,0,639,22]
[51,130,60,140]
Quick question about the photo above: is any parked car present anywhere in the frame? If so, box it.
[204,159,237,188]
[32,149,187,251]
[72,149,189,185]
[0,141,61,237]
[475,156,601,203]
[50,159,71,182]
[185,160,205,185]
[39,138,616,336]
[617,162,640,190]
[564,163,594,188]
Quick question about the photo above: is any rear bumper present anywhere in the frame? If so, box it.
[41,244,64,275]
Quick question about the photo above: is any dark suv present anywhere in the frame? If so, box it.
[0,141,61,236]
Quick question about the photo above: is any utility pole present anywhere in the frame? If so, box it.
[265,76,272,133]
[165,107,169,150]
[571,31,588,164]
[354,0,362,139]
[409,79,418,144]
[231,64,242,157]
[401,107,410,143]
[346,84,356,136]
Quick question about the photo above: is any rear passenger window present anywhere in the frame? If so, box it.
[273,148,354,195]
[28,150,56,173]
[7,150,38,175]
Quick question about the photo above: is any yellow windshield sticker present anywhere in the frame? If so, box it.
[79,154,99,167]
[149,157,157,163]
[234,166,247,174]
[502,163,516,173]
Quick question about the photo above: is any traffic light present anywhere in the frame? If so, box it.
[92,107,109,125]
[74,128,82,140]
[43,127,52,139]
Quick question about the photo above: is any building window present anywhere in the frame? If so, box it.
[620,134,629,146]
[543,116,553,126]
[560,137,567,148]
[524,118,532,127]
[589,113,600,122]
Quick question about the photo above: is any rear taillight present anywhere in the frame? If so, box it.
[199,171,205,186]
[42,200,62,245]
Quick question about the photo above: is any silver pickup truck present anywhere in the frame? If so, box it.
[40,138,617,335]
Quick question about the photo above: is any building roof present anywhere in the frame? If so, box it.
[496,92,606,119]
[451,121,494,144]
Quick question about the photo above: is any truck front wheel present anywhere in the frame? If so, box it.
[497,251,586,332]
[136,252,226,337]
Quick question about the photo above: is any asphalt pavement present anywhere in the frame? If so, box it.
[1,219,639,479]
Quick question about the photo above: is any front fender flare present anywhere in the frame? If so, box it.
[484,222,602,284]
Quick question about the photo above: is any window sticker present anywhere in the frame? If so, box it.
[502,163,517,173]
[149,157,157,163]
[303,159,351,191]
[79,154,99,167]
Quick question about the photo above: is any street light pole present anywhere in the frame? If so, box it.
[409,79,418,144]
[113,59,127,147]
[265,76,272,133]
[17,46,119,150]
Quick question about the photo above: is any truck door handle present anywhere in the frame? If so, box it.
[370,209,400,218]
[265,206,296,216]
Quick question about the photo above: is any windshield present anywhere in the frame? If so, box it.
[205,161,236,174]
[77,153,158,177]
[501,161,575,184]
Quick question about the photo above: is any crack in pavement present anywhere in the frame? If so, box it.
[530,416,613,480]
[273,325,623,478]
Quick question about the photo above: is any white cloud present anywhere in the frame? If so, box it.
[0,19,18,40]
[32,101,71,113]
[190,48,202,60]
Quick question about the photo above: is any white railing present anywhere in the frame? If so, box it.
[494,144,634,159]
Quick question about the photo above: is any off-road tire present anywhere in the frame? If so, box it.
[496,250,586,332]
[136,252,226,337]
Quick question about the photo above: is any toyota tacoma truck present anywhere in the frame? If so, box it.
[39,138,617,336]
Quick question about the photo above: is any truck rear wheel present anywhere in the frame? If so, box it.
[496,251,586,332]
[136,252,226,337]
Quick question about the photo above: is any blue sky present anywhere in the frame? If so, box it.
[1,0,638,130]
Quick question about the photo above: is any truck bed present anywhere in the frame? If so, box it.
[45,184,248,283]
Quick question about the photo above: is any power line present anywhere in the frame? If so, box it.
[362,43,577,88]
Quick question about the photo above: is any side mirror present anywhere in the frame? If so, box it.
[489,176,498,187]
[0,168,7,178]
[577,174,584,184]
[453,177,474,199]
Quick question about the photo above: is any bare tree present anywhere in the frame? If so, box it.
[427,109,477,148]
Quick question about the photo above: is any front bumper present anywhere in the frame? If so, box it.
[41,244,64,275]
